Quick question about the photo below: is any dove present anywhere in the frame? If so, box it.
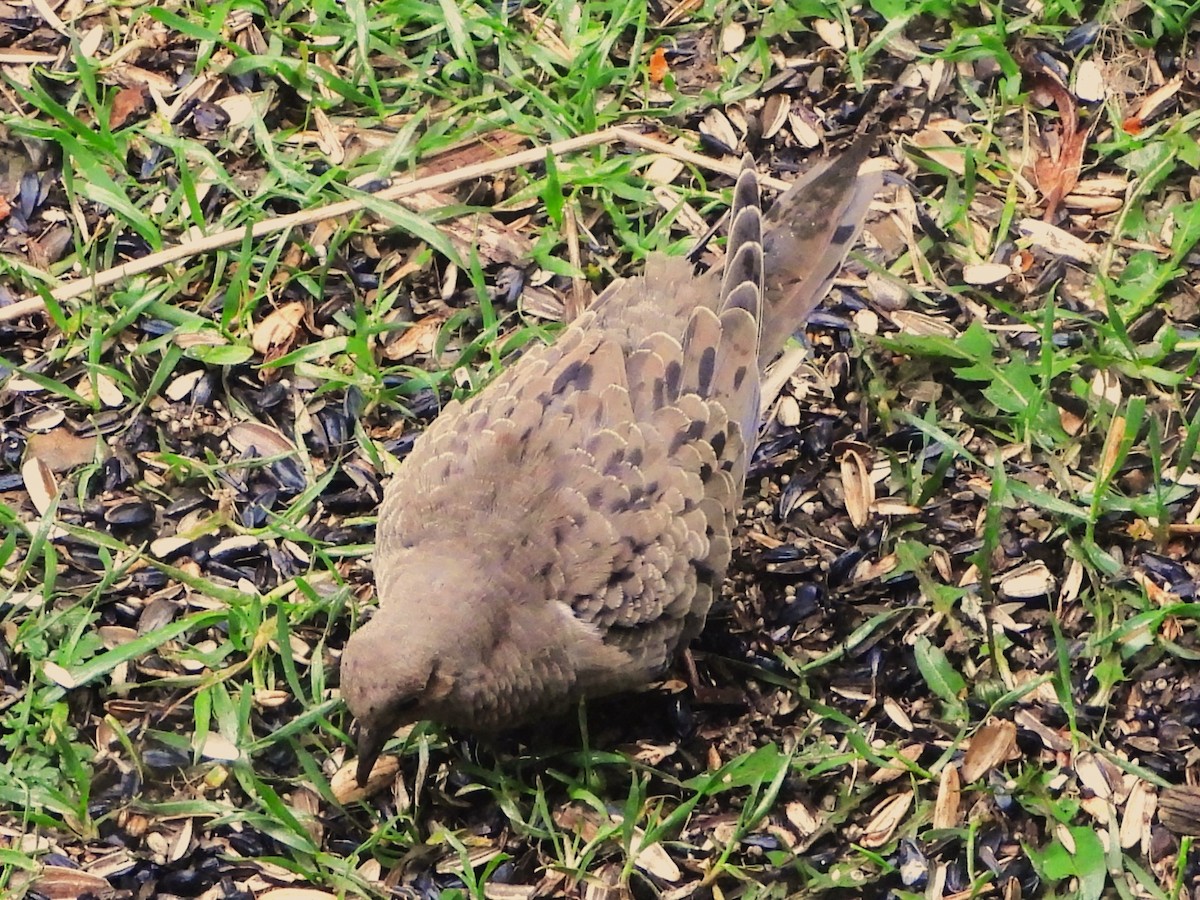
[342,137,881,784]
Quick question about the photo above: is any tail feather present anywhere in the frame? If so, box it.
[719,156,764,331]
[758,135,882,361]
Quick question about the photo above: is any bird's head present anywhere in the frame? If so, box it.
[340,556,495,786]
[341,611,441,785]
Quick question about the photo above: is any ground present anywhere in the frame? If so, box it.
[1,1,1200,899]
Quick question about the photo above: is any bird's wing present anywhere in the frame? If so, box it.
[759,135,882,359]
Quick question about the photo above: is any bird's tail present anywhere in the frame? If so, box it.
[757,135,881,362]
[718,156,766,338]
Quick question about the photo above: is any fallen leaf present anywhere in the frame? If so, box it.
[1022,53,1094,220]
[109,84,150,130]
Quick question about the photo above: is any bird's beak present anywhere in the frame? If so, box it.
[355,724,387,787]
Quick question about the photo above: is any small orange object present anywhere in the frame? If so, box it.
[648,47,669,83]
[1122,116,1144,135]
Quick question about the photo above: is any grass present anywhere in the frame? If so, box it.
[1,0,1200,897]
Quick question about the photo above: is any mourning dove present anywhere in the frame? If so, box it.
[343,139,881,783]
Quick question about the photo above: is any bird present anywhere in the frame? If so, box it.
[342,137,882,785]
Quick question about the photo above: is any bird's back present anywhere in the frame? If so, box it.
[360,144,880,730]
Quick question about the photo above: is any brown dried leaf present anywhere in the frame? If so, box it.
[908,126,964,175]
[1024,63,1091,220]
[99,625,138,649]
[554,804,680,881]
[111,63,177,95]
[174,330,230,349]
[109,84,150,130]
[1064,192,1123,214]
[313,107,344,165]
[0,49,58,63]
[1096,414,1127,488]
[1131,75,1182,125]
[401,190,532,265]
[653,185,708,237]
[521,8,574,63]
[1059,404,1086,436]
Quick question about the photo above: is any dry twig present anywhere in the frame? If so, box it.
[1,126,792,324]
